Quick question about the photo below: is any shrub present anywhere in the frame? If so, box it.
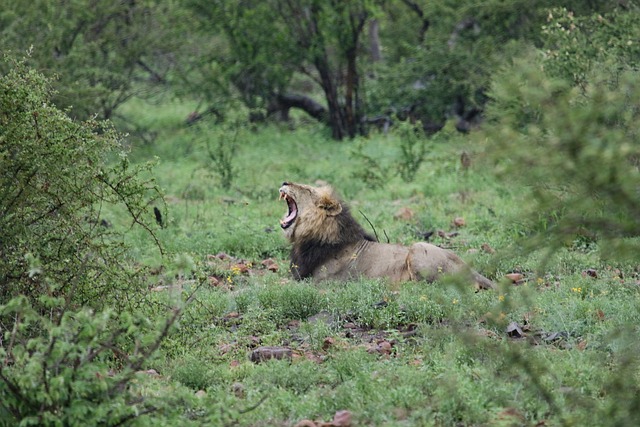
[482,52,640,261]
[0,56,190,426]
[0,55,164,312]
[0,294,185,426]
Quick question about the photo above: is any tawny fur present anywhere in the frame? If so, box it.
[279,182,494,290]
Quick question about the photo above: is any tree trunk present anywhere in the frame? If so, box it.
[369,19,382,62]
[315,56,348,140]
[268,93,328,123]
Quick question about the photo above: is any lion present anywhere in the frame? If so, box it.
[279,182,494,290]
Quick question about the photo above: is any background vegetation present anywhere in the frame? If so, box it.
[1,1,639,426]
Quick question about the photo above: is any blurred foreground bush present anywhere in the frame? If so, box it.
[0,55,164,311]
[481,6,640,263]
[0,57,187,425]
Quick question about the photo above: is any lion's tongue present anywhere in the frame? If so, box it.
[285,200,297,222]
[281,197,297,228]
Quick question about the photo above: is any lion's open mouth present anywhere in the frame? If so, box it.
[279,191,298,229]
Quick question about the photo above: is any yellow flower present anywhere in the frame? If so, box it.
[571,287,582,293]
[498,295,505,302]
[419,295,428,301]
[452,298,459,305]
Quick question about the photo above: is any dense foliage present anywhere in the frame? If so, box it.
[2,0,631,139]
[0,56,163,311]
[0,0,184,121]
[481,6,640,260]
[0,59,178,425]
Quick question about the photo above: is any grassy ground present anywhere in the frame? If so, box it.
[113,99,640,426]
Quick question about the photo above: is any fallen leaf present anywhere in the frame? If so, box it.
[543,331,568,342]
[367,340,393,355]
[261,258,279,272]
[409,358,423,366]
[294,420,317,427]
[577,340,588,351]
[231,263,250,274]
[394,207,415,221]
[583,268,598,278]
[322,337,335,350]
[495,407,525,424]
[452,217,466,228]
[506,322,524,338]
[331,410,352,427]
[505,273,524,283]
[437,230,459,239]
[595,309,605,321]
[303,351,325,364]
[481,243,496,254]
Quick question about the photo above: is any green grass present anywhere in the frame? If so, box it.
[111,100,640,426]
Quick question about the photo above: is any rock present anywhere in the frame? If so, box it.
[249,346,293,363]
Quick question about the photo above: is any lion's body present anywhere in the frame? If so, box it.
[279,182,494,290]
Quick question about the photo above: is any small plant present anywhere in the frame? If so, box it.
[256,283,325,324]
[349,137,390,189]
[202,124,240,190]
[394,120,429,182]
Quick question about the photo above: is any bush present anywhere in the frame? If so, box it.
[0,56,190,426]
[256,282,325,324]
[481,43,640,261]
[0,294,186,426]
[0,55,164,312]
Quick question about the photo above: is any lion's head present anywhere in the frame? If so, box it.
[279,181,375,278]
[279,182,345,243]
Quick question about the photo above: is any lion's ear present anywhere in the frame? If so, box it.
[317,195,342,216]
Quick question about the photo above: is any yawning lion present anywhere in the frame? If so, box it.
[279,182,494,290]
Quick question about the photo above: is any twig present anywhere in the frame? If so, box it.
[359,210,379,242]
[239,395,269,414]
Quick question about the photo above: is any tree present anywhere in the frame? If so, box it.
[0,0,184,122]
[186,0,377,140]
[367,0,620,133]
